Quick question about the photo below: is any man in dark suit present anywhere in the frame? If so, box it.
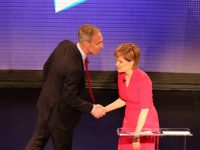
[25,24,105,150]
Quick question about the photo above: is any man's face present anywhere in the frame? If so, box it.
[87,32,104,55]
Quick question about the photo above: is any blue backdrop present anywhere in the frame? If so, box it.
[0,0,200,73]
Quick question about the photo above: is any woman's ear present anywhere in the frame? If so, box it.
[131,60,135,69]
[131,60,135,67]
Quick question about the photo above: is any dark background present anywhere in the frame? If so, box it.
[0,71,200,150]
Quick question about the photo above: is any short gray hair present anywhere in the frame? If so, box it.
[78,24,101,43]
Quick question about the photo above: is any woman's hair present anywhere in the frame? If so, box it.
[78,24,101,43]
[114,43,140,67]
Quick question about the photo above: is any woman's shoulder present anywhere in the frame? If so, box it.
[135,68,151,81]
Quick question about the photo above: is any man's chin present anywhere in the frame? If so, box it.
[94,51,100,55]
[117,70,122,73]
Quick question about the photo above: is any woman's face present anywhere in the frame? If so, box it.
[115,56,134,73]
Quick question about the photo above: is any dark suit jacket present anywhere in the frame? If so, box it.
[37,40,93,130]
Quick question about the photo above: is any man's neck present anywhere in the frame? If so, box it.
[78,42,88,55]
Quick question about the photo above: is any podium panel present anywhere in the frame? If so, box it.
[117,128,192,150]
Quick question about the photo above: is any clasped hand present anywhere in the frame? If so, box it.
[91,104,106,119]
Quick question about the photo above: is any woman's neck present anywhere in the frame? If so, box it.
[125,70,133,81]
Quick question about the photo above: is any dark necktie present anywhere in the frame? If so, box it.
[84,56,95,104]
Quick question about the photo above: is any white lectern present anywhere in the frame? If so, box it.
[117,128,192,150]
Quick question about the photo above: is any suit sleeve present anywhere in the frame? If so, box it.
[43,51,55,82]
[52,40,93,114]
[61,69,93,114]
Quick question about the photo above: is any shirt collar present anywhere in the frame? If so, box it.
[77,43,86,62]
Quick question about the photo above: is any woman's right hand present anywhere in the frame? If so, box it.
[132,141,140,150]
[132,137,140,150]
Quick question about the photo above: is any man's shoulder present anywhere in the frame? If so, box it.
[59,40,76,47]
[54,40,78,54]
[57,40,81,59]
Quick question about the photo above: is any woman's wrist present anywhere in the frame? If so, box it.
[104,106,109,113]
[133,136,140,142]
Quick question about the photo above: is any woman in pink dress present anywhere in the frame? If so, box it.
[105,43,159,150]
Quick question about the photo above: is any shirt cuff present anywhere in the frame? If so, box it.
[91,105,94,113]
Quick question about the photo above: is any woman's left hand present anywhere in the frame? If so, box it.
[132,141,140,150]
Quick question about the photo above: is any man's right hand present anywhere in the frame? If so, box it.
[91,104,106,118]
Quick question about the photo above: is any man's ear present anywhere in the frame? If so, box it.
[80,41,89,52]
[83,40,90,47]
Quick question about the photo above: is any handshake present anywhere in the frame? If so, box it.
[91,104,107,119]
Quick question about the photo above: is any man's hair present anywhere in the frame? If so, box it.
[114,43,140,67]
[78,24,101,43]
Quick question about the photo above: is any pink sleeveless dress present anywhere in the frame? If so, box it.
[118,68,159,150]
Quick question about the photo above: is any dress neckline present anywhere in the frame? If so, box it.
[125,68,137,88]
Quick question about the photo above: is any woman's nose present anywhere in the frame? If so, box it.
[116,61,119,67]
